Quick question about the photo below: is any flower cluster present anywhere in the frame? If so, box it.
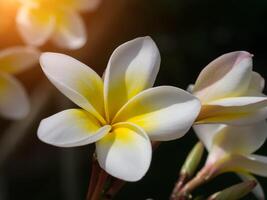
[36,38,267,200]
[192,52,267,199]
[0,0,100,122]
[0,1,266,198]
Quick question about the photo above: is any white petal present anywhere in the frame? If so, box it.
[187,84,194,93]
[0,46,40,74]
[208,96,267,107]
[238,173,265,200]
[0,72,30,119]
[245,71,265,96]
[224,154,267,177]
[96,122,152,182]
[104,36,161,120]
[52,11,87,50]
[113,86,201,141]
[193,51,253,103]
[38,109,111,147]
[193,124,225,151]
[212,121,267,155]
[197,97,267,125]
[16,6,55,46]
[40,53,105,124]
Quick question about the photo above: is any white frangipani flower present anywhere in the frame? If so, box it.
[194,71,267,199]
[0,46,40,119]
[37,37,201,181]
[16,0,100,49]
[192,51,267,125]
[194,122,267,199]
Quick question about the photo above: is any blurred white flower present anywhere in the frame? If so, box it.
[16,0,101,50]
[37,37,201,181]
[191,51,267,125]
[0,46,39,119]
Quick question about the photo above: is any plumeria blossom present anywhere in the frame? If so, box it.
[188,51,267,198]
[194,122,267,199]
[16,0,101,49]
[0,46,39,119]
[191,51,267,125]
[37,37,201,181]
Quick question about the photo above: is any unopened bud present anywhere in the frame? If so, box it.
[180,142,204,178]
[207,180,257,200]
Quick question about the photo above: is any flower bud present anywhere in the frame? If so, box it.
[207,180,257,200]
[180,142,204,177]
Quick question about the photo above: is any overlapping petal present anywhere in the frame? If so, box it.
[52,11,87,50]
[113,86,201,141]
[38,109,111,147]
[195,122,267,162]
[193,51,253,103]
[212,121,267,155]
[197,97,267,125]
[193,124,225,151]
[222,154,267,177]
[0,46,40,74]
[245,72,265,96]
[96,122,152,181]
[0,72,30,119]
[16,6,55,46]
[104,36,160,121]
[40,53,105,123]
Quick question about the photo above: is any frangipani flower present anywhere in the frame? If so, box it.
[189,51,267,198]
[194,122,267,199]
[37,37,201,181]
[0,46,39,119]
[191,51,267,125]
[16,0,100,49]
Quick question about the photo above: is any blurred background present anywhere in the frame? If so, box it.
[1,0,267,199]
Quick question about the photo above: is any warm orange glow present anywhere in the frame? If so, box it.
[0,0,19,34]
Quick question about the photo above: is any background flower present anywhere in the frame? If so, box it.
[191,52,267,199]
[0,46,39,119]
[16,0,101,49]
[192,51,267,126]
